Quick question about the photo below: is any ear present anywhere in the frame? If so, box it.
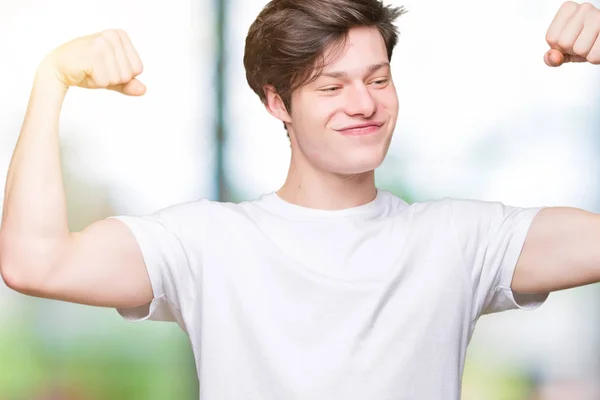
[263,85,292,124]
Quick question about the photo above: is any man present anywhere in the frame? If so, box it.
[1,0,599,398]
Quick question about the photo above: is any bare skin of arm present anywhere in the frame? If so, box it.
[0,30,153,309]
[512,2,600,294]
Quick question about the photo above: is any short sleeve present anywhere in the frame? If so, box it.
[449,199,549,320]
[108,202,202,332]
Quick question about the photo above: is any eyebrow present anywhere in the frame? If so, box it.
[319,62,390,79]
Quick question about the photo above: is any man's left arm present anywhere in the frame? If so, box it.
[513,207,600,293]
[512,2,600,294]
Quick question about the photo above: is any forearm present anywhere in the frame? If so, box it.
[0,66,70,275]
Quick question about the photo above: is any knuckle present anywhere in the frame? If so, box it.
[132,61,143,75]
[557,38,572,51]
[546,32,558,45]
[572,42,589,56]
[580,2,595,11]
[562,1,578,11]
[93,35,110,52]
[101,29,120,42]
[588,54,600,64]
[115,29,129,40]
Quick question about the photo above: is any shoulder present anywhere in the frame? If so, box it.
[396,197,529,238]
[407,197,510,219]
[146,195,271,230]
[409,197,545,244]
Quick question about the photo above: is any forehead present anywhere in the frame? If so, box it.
[321,26,389,75]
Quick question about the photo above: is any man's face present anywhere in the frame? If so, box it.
[287,26,399,176]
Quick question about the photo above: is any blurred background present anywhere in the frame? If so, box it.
[0,0,599,398]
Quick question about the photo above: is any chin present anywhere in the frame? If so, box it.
[332,152,387,175]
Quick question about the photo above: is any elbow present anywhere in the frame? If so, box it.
[0,258,48,296]
[0,234,16,289]
[0,247,30,293]
[0,235,43,294]
[0,261,26,292]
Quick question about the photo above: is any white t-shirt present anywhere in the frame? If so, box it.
[113,190,548,399]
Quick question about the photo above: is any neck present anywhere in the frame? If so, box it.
[277,153,377,211]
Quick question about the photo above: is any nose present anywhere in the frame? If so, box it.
[344,83,376,118]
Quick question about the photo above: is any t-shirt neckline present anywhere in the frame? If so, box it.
[256,189,388,219]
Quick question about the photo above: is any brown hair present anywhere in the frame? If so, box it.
[244,0,407,113]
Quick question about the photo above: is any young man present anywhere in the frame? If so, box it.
[1,0,600,398]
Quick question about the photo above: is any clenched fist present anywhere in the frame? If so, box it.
[38,29,146,96]
[545,1,600,67]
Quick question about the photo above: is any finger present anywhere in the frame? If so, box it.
[117,30,143,76]
[563,53,587,63]
[572,20,600,58]
[98,35,122,86]
[121,78,146,96]
[88,41,111,87]
[105,30,133,82]
[557,7,586,54]
[108,78,146,96]
[546,1,579,52]
[585,35,600,64]
[545,49,565,66]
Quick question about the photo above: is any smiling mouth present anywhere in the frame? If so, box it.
[336,123,384,136]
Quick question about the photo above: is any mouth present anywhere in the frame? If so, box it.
[335,122,385,136]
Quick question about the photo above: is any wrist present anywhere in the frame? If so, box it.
[33,58,69,97]
[24,61,70,123]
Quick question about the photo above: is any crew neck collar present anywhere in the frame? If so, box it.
[255,189,389,219]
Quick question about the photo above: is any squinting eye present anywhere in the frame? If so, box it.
[372,79,388,86]
[320,87,341,92]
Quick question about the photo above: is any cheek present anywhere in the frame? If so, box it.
[376,90,399,112]
[303,99,340,130]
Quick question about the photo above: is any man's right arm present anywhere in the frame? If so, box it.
[0,30,153,309]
